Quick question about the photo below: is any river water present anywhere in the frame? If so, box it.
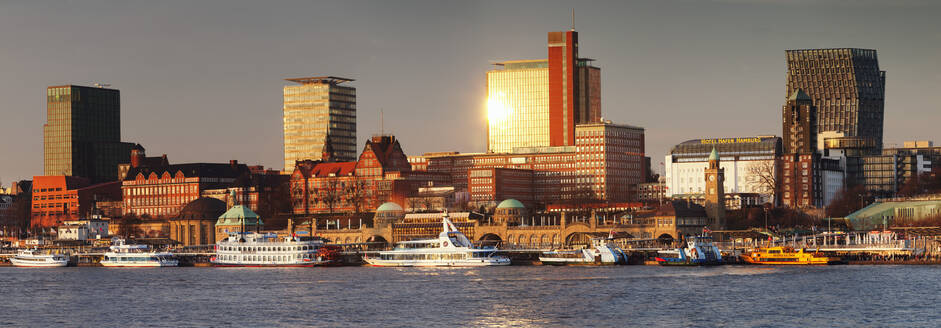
[1,265,939,327]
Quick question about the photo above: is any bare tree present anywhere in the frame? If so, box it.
[343,180,368,214]
[746,160,777,205]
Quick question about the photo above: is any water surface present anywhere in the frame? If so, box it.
[1,265,938,327]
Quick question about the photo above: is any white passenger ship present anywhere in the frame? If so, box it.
[10,249,69,267]
[539,235,625,265]
[364,212,511,267]
[212,232,329,267]
[100,238,179,267]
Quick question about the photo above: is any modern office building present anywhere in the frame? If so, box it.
[283,76,357,173]
[784,48,885,151]
[44,85,135,183]
[487,30,601,153]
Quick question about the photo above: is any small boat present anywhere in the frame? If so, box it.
[212,232,330,267]
[655,236,723,266]
[364,212,511,267]
[10,249,69,267]
[741,246,839,265]
[100,238,178,267]
[540,235,625,265]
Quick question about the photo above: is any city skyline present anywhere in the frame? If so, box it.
[3,1,941,182]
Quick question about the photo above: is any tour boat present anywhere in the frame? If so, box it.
[100,238,179,267]
[655,236,724,266]
[539,235,625,265]
[212,232,330,267]
[9,249,69,267]
[364,212,511,267]
[741,246,840,265]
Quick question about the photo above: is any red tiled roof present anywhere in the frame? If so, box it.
[310,162,357,178]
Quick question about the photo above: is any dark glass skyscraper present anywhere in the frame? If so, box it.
[785,48,885,151]
[44,85,133,183]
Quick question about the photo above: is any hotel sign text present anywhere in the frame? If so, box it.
[699,137,761,145]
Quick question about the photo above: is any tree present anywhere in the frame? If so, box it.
[746,160,777,205]
[897,173,924,198]
[343,180,368,214]
[309,178,341,233]
[319,178,342,214]
[825,185,868,218]
[117,213,143,238]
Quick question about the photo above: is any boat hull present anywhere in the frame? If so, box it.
[212,263,318,267]
[538,257,617,266]
[740,255,836,265]
[10,259,69,267]
[364,258,511,267]
[100,261,178,267]
[655,258,723,266]
[211,260,327,267]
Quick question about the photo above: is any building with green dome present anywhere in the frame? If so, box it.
[214,204,264,242]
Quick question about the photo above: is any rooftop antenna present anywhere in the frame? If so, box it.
[571,8,575,31]
[380,108,385,135]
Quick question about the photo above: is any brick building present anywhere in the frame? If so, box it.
[30,176,121,228]
[122,161,253,218]
[779,153,844,208]
[420,122,645,204]
[290,135,451,215]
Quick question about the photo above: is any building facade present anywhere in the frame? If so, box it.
[30,176,121,228]
[779,153,844,208]
[424,122,645,204]
[782,89,817,154]
[283,76,357,173]
[665,137,781,203]
[122,161,252,218]
[44,85,134,183]
[290,135,451,215]
[785,48,885,152]
[487,30,600,153]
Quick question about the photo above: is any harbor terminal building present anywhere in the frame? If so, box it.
[665,137,781,205]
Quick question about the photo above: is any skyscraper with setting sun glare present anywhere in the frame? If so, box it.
[486,30,600,153]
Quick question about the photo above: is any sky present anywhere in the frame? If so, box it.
[1,0,940,183]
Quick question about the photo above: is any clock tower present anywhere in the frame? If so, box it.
[704,147,726,229]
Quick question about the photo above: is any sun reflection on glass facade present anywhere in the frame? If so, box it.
[487,60,550,153]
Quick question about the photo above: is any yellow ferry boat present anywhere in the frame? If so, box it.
[741,246,839,265]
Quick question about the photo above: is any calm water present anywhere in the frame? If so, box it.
[1,265,940,327]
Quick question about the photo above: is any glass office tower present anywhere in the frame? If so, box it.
[785,48,885,151]
[487,60,551,154]
[283,76,357,173]
[487,30,600,154]
[44,85,132,183]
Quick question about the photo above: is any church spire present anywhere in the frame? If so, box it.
[321,135,335,163]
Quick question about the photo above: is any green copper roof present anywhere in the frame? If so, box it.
[376,202,403,212]
[844,200,941,230]
[215,205,263,226]
[708,147,720,161]
[788,89,811,101]
[496,199,525,209]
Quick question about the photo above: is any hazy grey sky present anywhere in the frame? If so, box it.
[2,0,940,182]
